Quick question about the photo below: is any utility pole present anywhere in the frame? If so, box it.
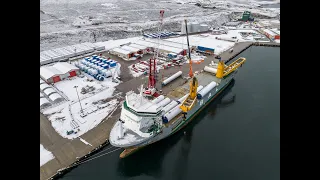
[74,85,83,113]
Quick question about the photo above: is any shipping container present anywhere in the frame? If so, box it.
[197,46,215,53]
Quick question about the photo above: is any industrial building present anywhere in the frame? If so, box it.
[109,48,133,60]
[120,45,142,54]
[181,21,209,34]
[48,93,64,103]
[240,11,254,21]
[40,42,105,66]
[43,88,57,97]
[128,44,149,54]
[40,98,51,109]
[262,29,280,40]
[143,32,178,38]
[40,62,80,84]
[135,39,188,55]
[40,83,51,91]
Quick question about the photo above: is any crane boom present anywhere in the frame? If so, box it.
[184,19,193,78]
[180,19,198,113]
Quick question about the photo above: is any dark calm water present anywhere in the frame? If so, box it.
[60,46,280,180]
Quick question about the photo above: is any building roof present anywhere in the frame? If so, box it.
[40,83,51,91]
[129,43,147,50]
[49,93,64,102]
[120,45,140,53]
[40,62,79,80]
[144,38,189,49]
[53,62,79,74]
[111,48,132,55]
[135,40,184,54]
[43,88,57,96]
[40,98,50,107]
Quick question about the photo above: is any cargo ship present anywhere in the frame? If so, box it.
[109,56,246,158]
[109,20,246,158]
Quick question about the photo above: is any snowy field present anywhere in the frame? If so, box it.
[40,144,55,167]
[40,0,280,51]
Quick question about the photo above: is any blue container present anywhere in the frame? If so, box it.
[109,62,116,67]
[105,60,111,65]
[85,57,90,61]
[92,60,97,64]
[92,55,98,59]
[98,63,104,67]
[197,46,215,53]
[102,64,109,69]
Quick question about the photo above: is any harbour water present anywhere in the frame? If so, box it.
[60,46,280,180]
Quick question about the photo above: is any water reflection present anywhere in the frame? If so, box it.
[117,80,236,179]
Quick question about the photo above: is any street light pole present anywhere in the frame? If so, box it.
[74,86,83,113]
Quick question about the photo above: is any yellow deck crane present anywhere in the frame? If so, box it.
[216,57,246,79]
[180,20,199,113]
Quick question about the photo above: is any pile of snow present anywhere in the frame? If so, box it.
[40,144,55,167]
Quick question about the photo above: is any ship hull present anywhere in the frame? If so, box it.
[119,74,235,158]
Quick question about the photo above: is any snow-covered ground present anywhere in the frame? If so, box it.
[43,95,119,139]
[40,0,280,51]
[42,67,122,139]
[53,74,119,102]
[40,144,55,167]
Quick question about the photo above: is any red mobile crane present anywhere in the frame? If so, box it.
[143,10,164,97]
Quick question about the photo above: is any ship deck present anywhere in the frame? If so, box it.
[164,71,221,128]
[166,71,221,100]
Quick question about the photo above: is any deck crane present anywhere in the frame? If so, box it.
[216,57,246,79]
[143,10,165,97]
[180,19,199,114]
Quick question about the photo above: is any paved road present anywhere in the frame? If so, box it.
[40,41,255,180]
